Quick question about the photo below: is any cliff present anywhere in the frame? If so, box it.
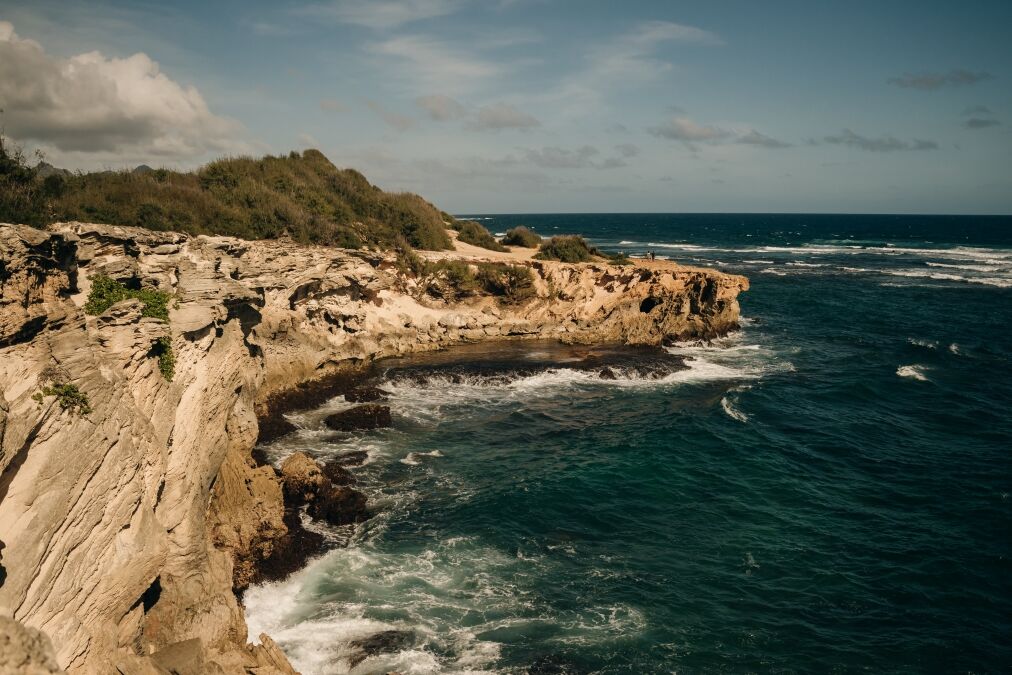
[0,222,747,673]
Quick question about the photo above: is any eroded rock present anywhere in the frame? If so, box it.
[324,404,392,431]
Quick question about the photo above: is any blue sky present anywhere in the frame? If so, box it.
[1,0,1010,213]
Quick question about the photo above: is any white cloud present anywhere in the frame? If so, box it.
[648,116,730,142]
[302,0,463,29]
[472,102,540,130]
[587,20,722,81]
[0,21,242,159]
[415,94,466,120]
[648,115,791,149]
[370,35,500,93]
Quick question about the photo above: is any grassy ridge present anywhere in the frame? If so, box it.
[1,142,453,250]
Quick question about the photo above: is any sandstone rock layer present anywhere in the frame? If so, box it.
[0,222,747,673]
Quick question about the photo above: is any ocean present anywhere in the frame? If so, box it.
[245,214,1012,674]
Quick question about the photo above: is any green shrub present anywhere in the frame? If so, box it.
[477,263,536,304]
[534,235,601,263]
[152,336,175,381]
[0,134,47,227]
[394,238,427,277]
[85,275,172,321]
[456,221,506,252]
[424,260,480,300]
[608,252,633,266]
[501,226,541,248]
[32,383,92,416]
[44,150,452,251]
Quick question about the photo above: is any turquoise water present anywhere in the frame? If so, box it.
[246,214,1012,674]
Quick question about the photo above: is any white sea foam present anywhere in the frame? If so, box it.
[908,338,939,350]
[948,343,961,355]
[400,449,445,466]
[720,396,748,423]
[896,365,930,381]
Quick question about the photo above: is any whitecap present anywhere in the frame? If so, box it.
[908,338,939,350]
[896,365,929,381]
[948,343,961,355]
[400,449,445,466]
[720,396,748,423]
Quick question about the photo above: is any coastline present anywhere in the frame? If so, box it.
[0,221,746,673]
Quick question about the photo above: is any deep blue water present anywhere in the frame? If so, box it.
[246,214,1012,674]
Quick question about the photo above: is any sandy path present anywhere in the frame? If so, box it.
[422,230,700,273]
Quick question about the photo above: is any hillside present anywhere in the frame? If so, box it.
[0,142,452,250]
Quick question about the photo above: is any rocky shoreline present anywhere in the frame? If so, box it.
[0,221,747,673]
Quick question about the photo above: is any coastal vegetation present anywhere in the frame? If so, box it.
[535,235,601,262]
[453,220,507,252]
[85,275,176,380]
[0,138,452,251]
[422,259,535,304]
[501,225,542,248]
[84,275,173,321]
[32,382,92,416]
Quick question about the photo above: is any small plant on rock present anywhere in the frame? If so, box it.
[85,275,172,321]
[152,336,175,381]
[32,382,92,416]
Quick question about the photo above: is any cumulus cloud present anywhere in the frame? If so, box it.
[303,0,463,29]
[415,94,466,120]
[366,100,415,131]
[0,21,242,158]
[472,102,540,130]
[888,69,992,90]
[822,129,938,152]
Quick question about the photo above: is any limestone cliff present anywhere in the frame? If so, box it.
[0,222,747,673]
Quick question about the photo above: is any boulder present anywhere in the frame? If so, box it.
[324,404,392,431]
[348,630,415,667]
[308,485,368,526]
[344,386,389,403]
[321,461,357,486]
[278,452,327,502]
[329,450,369,467]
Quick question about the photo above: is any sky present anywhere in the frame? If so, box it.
[1,0,1010,214]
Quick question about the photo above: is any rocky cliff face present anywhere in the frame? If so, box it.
[0,222,747,673]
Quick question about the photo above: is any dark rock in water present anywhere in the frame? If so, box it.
[345,386,389,403]
[348,630,415,667]
[279,452,328,503]
[308,485,368,526]
[253,507,325,588]
[598,367,617,380]
[321,461,357,486]
[257,415,297,445]
[330,450,369,467]
[324,404,392,431]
